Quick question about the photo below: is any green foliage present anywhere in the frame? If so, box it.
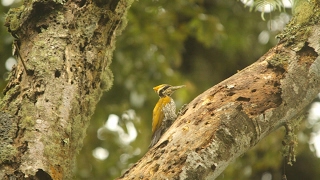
[188,14,224,47]
[250,0,285,11]
[1,0,319,180]
[244,0,293,20]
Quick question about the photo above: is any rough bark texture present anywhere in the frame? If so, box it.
[118,1,320,180]
[0,0,132,179]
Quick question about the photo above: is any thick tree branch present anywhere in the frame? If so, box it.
[119,2,320,180]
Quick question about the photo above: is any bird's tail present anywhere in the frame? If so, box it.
[149,128,162,148]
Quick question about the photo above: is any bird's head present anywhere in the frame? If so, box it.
[153,84,185,97]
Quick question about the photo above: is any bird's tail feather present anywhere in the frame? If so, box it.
[149,128,162,148]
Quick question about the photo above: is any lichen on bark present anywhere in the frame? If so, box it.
[0,0,133,179]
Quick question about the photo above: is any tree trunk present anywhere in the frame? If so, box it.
[118,1,320,180]
[0,0,132,179]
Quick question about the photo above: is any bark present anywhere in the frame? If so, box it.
[118,1,320,180]
[0,0,132,179]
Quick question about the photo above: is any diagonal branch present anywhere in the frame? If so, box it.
[118,2,320,179]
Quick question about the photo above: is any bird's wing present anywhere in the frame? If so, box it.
[150,96,172,148]
[152,97,167,135]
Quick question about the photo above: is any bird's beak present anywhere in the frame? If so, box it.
[170,85,185,91]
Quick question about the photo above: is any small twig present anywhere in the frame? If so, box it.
[13,40,28,74]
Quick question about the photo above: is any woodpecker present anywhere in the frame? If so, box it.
[149,84,185,148]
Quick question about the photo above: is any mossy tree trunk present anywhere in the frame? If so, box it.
[0,0,132,179]
[119,1,320,179]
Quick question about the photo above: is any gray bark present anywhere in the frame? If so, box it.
[0,0,132,179]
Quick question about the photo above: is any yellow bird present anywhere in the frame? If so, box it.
[149,84,185,148]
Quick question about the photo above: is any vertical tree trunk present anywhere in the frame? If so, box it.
[0,0,132,179]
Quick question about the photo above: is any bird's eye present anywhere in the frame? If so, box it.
[158,85,170,96]
[159,88,165,97]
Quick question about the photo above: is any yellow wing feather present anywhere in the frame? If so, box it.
[152,96,171,136]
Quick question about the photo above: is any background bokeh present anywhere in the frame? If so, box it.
[1,0,320,179]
